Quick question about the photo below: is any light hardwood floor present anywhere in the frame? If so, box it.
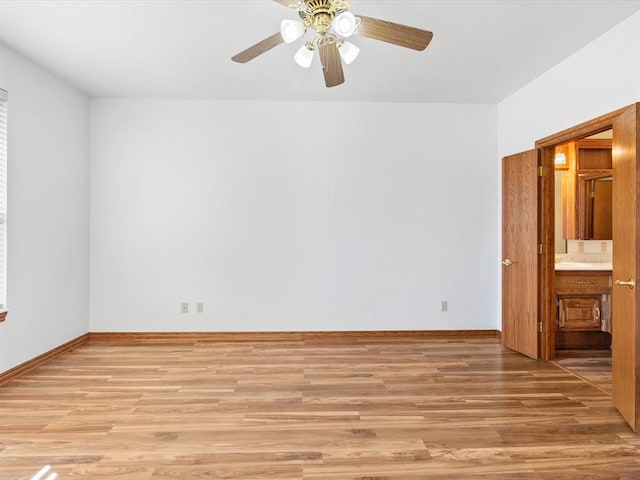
[0,336,638,479]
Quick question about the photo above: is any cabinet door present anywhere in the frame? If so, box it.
[558,297,601,330]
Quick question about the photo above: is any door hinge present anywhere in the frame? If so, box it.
[537,166,547,177]
[538,243,545,255]
[538,321,543,333]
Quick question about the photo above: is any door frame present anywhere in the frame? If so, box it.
[535,105,631,361]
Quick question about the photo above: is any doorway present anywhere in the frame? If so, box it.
[552,132,613,355]
[502,103,640,431]
[539,105,638,431]
[552,131,613,392]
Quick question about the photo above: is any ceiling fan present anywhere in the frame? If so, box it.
[231,0,433,88]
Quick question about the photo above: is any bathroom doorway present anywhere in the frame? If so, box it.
[553,132,612,351]
[534,104,639,431]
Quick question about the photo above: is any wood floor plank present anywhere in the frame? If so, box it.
[0,337,637,479]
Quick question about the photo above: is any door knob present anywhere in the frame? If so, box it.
[615,279,636,289]
[502,258,512,266]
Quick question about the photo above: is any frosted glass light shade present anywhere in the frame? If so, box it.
[294,45,314,68]
[280,19,305,43]
[339,40,359,64]
[333,12,357,37]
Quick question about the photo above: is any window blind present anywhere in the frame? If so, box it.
[0,89,7,309]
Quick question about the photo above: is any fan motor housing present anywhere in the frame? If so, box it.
[298,0,349,33]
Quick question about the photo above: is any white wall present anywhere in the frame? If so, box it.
[90,100,497,332]
[498,11,640,156]
[0,6,636,371]
[0,43,89,373]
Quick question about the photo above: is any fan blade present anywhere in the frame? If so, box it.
[231,32,284,63]
[318,40,345,88]
[357,15,433,51]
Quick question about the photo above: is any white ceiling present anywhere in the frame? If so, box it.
[0,0,639,103]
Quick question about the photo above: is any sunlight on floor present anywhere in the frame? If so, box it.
[30,465,57,480]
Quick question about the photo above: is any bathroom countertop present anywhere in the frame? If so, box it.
[555,262,612,271]
[555,252,612,271]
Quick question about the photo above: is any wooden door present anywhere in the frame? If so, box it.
[502,150,539,359]
[611,105,639,431]
[592,179,612,239]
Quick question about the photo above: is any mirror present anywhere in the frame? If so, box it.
[554,130,612,253]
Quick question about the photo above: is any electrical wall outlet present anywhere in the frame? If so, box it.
[441,301,448,312]
[196,302,204,313]
[181,302,188,313]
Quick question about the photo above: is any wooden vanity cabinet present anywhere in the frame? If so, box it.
[555,270,612,348]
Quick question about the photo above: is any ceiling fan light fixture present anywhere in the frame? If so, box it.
[231,1,434,88]
[339,40,359,64]
[294,43,314,68]
[332,11,357,38]
[280,19,305,43]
